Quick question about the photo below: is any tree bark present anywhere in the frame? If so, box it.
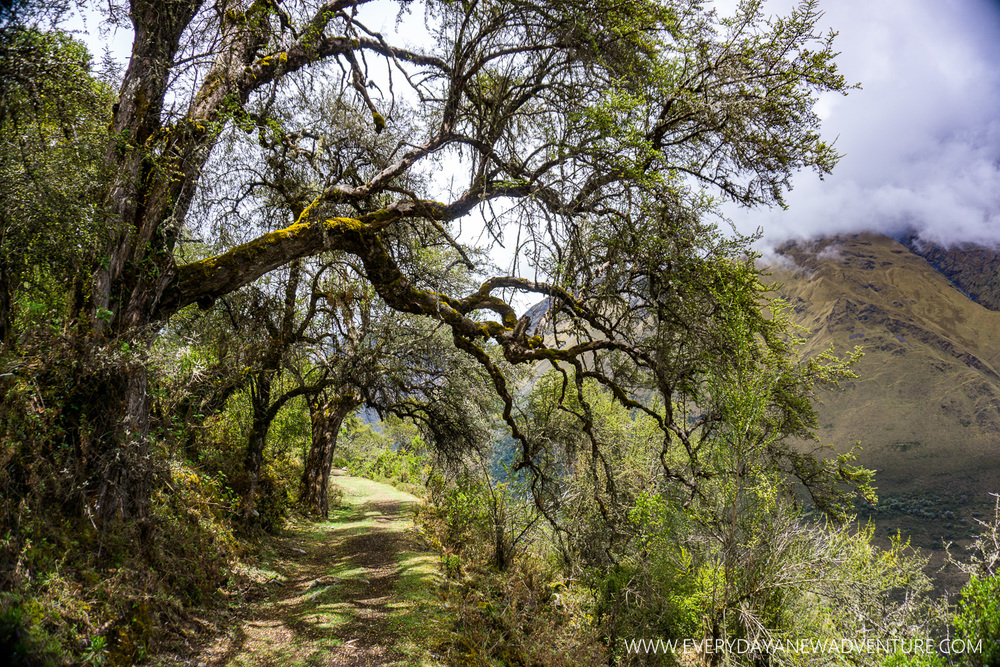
[96,362,155,521]
[300,394,360,518]
[242,369,274,524]
[79,0,207,525]
[91,0,204,336]
[0,262,16,351]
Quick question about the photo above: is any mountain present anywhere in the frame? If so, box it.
[768,233,1000,559]
[902,234,1000,311]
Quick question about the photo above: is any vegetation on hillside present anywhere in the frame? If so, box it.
[1,0,999,665]
[771,233,1000,576]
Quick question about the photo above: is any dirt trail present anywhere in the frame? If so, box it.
[189,475,445,667]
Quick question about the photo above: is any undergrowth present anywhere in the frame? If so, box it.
[333,414,430,498]
[416,477,607,666]
[0,458,245,666]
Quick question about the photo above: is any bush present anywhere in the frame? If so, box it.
[0,457,244,665]
[193,406,298,534]
[0,593,70,666]
[881,651,947,667]
[335,416,430,493]
[420,474,606,666]
[953,575,1000,667]
[946,493,1000,666]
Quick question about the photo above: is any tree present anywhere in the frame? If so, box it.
[183,97,496,520]
[12,0,854,522]
[298,275,496,517]
[0,27,117,526]
[945,495,1000,667]
[237,260,311,522]
[0,27,111,349]
[521,358,935,667]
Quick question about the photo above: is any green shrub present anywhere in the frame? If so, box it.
[335,416,430,493]
[0,593,68,666]
[953,574,1000,667]
[881,651,947,667]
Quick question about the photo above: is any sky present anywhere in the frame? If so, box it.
[719,0,1000,249]
[69,0,1000,250]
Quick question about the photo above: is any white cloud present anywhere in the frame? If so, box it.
[725,0,1000,248]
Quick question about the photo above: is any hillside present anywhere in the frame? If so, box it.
[769,233,1000,550]
[902,234,1000,311]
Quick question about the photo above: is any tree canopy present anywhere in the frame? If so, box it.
[0,0,863,523]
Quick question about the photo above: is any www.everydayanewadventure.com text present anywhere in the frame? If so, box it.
[624,637,982,656]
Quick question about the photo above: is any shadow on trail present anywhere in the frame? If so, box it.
[194,492,433,667]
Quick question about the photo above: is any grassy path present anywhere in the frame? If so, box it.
[191,475,448,667]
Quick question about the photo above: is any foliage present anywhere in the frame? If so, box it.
[0,591,71,667]
[0,456,242,665]
[881,652,948,667]
[0,27,138,526]
[335,416,431,493]
[945,494,1000,667]
[420,455,607,666]
[1,1,977,665]
[952,575,1000,667]
[192,387,302,533]
[515,364,941,666]
[0,27,111,345]
[5,0,859,541]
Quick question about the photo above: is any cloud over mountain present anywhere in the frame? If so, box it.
[724,0,1000,248]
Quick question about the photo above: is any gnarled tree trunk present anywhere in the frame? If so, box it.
[241,369,274,524]
[300,394,360,518]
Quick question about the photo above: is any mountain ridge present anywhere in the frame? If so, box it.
[901,233,1000,311]
[769,233,1000,509]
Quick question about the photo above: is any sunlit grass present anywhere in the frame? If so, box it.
[190,475,453,666]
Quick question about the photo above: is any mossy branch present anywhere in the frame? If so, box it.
[158,217,366,317]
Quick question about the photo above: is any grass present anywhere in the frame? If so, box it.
[168,474,455,666]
